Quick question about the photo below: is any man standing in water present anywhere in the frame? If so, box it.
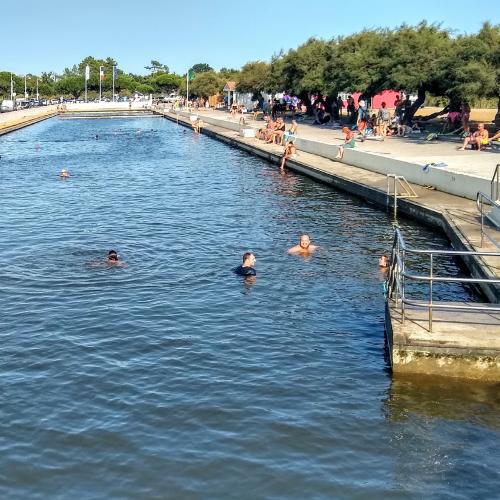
[234,252,257,276]
[288,234,318,255]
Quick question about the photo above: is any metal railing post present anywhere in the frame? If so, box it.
[429,253,433,332]
[491,164,499,201]
[401,248,406,323]
[394,179,398,220]
[480,199,484,247]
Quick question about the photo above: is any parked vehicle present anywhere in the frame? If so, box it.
[1,99,15,112]
[163,93,180,103]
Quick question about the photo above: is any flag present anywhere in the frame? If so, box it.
[85,65,90,81]
[188,69,195,81]
[99,66,105,81]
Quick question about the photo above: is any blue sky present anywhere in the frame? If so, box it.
[3,0,498,75]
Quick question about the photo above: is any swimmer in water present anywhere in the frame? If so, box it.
[95,134,99,140]
[234,252,257,277]
[107,250,119,263]
[59,169,70,178]
[379,254,390,268]
[288,234,318,255]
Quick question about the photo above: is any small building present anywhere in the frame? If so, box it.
[223,81,237,106]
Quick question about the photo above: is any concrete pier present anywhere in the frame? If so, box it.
[0,105,58,135]
[157,107,500,380]
[3,105,499,379]
[386,301,500,381]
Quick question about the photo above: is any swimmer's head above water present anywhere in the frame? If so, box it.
[107,250,118,262]
[379,254,390,268]
[299,234,311,249]
[59,169,70,178]
[288,234,318,255]
[242,252,256,267]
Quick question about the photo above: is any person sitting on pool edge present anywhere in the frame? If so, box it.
[234,252,257,276]
[335,127,356,159]
[280,140,297,171]
[288,234,318,255]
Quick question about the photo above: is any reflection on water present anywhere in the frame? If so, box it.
[387,374,500,430]
[0,116,498,499]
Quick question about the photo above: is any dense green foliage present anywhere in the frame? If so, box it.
[1,22,498,120]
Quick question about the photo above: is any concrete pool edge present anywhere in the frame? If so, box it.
[159,109,499,299]
[161,110,500,381]
[0,109,59,136]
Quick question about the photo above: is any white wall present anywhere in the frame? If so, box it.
[169,110,490,201]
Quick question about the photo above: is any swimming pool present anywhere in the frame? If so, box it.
[0,116,498,499]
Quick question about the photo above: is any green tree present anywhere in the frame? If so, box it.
[279,38,330,95]
[56,75,84,98]
[189,71,223,97]
[236,61,271,94]
[154,73,183,94]
[145,60,169,74]
[386,23,453,122]
[191,63,213,74]
[324,30,391,98]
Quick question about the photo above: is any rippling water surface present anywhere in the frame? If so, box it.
[0,116,499,499]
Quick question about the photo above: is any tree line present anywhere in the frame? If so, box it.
[1,22,498,122]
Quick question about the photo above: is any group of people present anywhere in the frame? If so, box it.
[234,234,389,280]
[458,123,500,151]
[234,234,319,279]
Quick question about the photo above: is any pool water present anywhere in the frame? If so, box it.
[0,116,498,499]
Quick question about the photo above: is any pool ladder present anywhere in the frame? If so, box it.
[476,164,500,248]
[386,174,419,219]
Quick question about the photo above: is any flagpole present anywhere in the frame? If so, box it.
[85,74,87,103]
[112,65,115,103]
[99,66,102,102]
[186,69,189,110]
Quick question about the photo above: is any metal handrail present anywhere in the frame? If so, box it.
[386,174,418,219]
[492,163,500,201]
[386,228,500,332]
[476,191,500,248]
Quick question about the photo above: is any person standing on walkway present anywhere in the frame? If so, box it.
[377,102,391,138]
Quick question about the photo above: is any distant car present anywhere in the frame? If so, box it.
[0,99,15,112]
[163,93,180,103]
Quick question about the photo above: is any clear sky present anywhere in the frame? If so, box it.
[3,0,498,76]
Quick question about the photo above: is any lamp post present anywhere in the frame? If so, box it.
[36,77,39,101]
[24,75,28,99]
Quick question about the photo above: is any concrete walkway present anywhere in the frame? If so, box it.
[0,105,58,135]
[203,108,500,179]
[174,107,499,201]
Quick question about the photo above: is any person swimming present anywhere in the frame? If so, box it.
[234,252,257,276]
[379,254,390,268]
[288,234,318,255]
[107,250,119,263]
[59,169,70,178]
